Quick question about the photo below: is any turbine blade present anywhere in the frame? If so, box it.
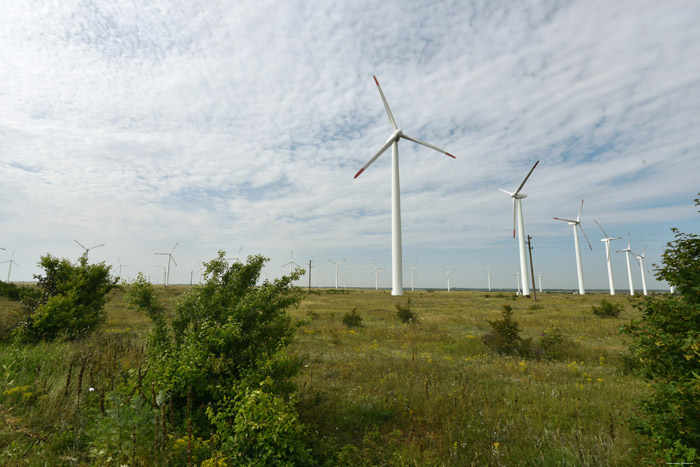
[171,242,179,254]
[577,200,584,222]
[354,137,395,178]
[373,75,398,130]
[170,255,177,267]
[74,240,87,250]
[512,198,516,239]
[498,188,514,196]
[400,133,455,158]
[578,224,593,250]
[91,244,105,249]
[594,219,610,239]
[553,217,577,223]
[513,160,540,196]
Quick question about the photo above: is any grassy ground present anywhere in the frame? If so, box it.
[0,286,651,465]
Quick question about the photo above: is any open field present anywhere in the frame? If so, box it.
[0,286,652,465]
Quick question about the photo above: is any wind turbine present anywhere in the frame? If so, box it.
[354,75,455,296]
[282,250,300,275]
[1,251,19,282]
[633,247,650,296]
[154,242,178,287]
[404,263,417,291]
[116,258,130,280]
[537,273,544,293]
[227,247,243,264]
[74,240,105,260]
[371,259,386,290]
[616,234,635,296]
[482,269,493,291]
[594,220,622,295]
[514,271,521,295]
[498,160,539,296]
[443,266,455,292]
[554,200,592,295]
[328,259,345,289]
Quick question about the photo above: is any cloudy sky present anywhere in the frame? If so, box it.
[1,0,698,292]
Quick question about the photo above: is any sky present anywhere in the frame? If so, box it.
[1,0,699,292]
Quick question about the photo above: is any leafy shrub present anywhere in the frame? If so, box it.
[591,299,623,318]
[539,329,572,360]
[18,255,116,342]
[395,298,417,324]
[0,281,33,301]
[342,308,363,328]
[482,305,532,357]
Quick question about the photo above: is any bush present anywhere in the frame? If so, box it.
[539,329,572,360]
[18,255,116,342]
[482,305,532,357]
[342,308,363,328]
[395,298,416,324]
[591,299,623,318]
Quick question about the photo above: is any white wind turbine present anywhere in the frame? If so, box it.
[227,247,243,264]
[354,75,456,296]
[1,251,19,282]
[154,242,178,287]
[404,263,417,291]
[553,200,592,295]
[498,160,540,296]
[537,273,544,293]
[514,271,521,295]
[633,247,650,296]
[282,250,300,275]
[616,234,635,296]
[75,240,105,261]
[328,259,345,289]
[117,258,130,280]
[482,269,493,291]
[443,266,455,292]
[371,259,386,290]
[594,220,622,296]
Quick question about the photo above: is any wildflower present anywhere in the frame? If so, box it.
[587,377,592,382]
[599,356,606,366]
[493,442,500,450]
[597,378,603,382]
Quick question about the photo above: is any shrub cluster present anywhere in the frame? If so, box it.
[591,299,623,318]
[342,307,363,328]
[482,305,532,357]
[395,298,417,324]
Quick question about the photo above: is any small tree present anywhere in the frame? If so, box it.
[483,304,532,356]
[18,254,116,342]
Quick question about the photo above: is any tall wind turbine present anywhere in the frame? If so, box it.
[282,250,300,275]
[404,263,417,291]
[154,242,178,287]
[633,247,650,296]
[75,240,105,261]
[498,161,539,296]
[482,269,493,291]
[371,259,386,291]
[1,251,19,282]
[443,266,455,292]
[328,259,345,289]
[554,200,592,295]
[594,220,622,295]
[354,76,455,296]
[616,234,635,296]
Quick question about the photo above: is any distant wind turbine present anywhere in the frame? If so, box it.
[282,250,300,276]
[554,200,592,295]
[117,258,130,280]
[226,247,243,264]
[328,259,345,289]
[595,220,622,295]
[616,234,635,296]
[537,273,544,293]
[443,266,455,292]
[482,269,493,291]
[404,263,417,291]
[1,251,19,282]
[371,259,386,290]
[354,75,455,296]
[74,240,105,260]
[499,160,539,296]
[154,242,178,287]
[514,271,521,295]
[632,247,650,296]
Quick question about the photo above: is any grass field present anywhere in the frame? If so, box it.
[0,286,652,465]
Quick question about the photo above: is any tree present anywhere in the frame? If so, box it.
[622,194,700,461]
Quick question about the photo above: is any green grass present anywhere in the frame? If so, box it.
[0,287,653,465]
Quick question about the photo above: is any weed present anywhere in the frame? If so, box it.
[592,299,623,318]
[395,298,417,324]
[342,308,363,328]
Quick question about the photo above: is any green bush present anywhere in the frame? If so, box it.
[591,299,623,318]
[342,308,363,328]
[18,255,116,342]
[482,304,532,357]
[395,298,417,324]
[539,329,572,360]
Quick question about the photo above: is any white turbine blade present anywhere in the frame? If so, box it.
[576,200,584,223]
[594,219,610,239]
[553,217,577,223]
[400,133,455,159]
[354,137,396,178]
[513,160,540,196]
[373,75,398,130]
[498,188,514,196]
[170,255,177,267]
[171,242,179,254]
[512,198,516,238]
[578,224,593,250]
[91,244,105,250]
[154,252,168,256]
[74,240,87,250]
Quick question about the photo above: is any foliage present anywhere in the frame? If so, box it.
[482,304,532,356]
[0,280,33,301]
[591,299,624,318]
[342,307,363,328]
[395,298,417,324]
[538,329,573,360]
[621,194,700,460]
[17,254,116,342]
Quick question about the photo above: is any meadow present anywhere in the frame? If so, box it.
[0,286,651,465]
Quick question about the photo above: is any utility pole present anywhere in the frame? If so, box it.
[527,235,537,302]
[308,260,313,293]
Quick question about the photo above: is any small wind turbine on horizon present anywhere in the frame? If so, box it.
[632,247,650,296]
[514,271,521,295]
[404,263,417,291]
[443,266,455,292]
[353,75,456,296]
[371,259,386,291]
[328,259,345,289]
[595,220,622,295]
[154,242,178,287]
[554,200,592,295]
[74,240,105,260]
[616,234,635,296]
[1,251,19,282]
[116,258,130,280]
[537,273,544,293]
[482,269,493,291]
[282,251,300,275]
[498,160,540,296]
[226,247,243,264]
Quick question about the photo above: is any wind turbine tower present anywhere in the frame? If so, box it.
[633,247,649,296]
[328,259,345,289]
[514,271,521,295]
[404,263,417,291]
[594,220,621,295]
[554,200,592,295]
[616,234,635,296]
[117,258,130,280]
[482,270,493,291]
[154,242,178,287]
[498,161,539,296]
[282,250,300,275]
[443,266,455,292]
[371,259,386,290]
[354,76,455,296]
[1,251,19,282]
[537,273,543,293]
[74,240,105,261]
